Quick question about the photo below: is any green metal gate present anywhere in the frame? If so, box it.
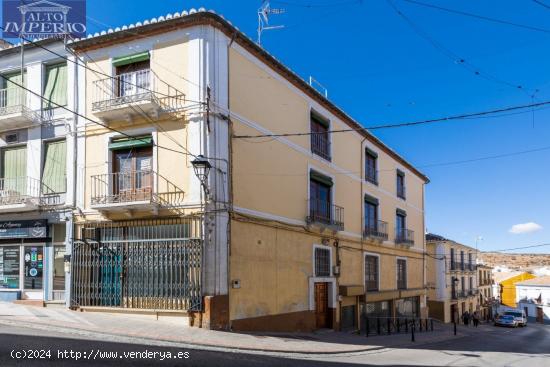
[71,217,203,311]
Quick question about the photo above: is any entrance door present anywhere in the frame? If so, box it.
[536,307,543,323]
[23,245,44,300]
[314,282,329,328]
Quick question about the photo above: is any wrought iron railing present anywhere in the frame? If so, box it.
[306,198,344,230]
[364,220,388,240]
[90,170,185,208]
[0,176,61,206]
[395,228,414,245]
[0,87,30,115]
[71,217,203,311]
[311,134,331,161]
[362,317,437,337]
[92,69,186,113]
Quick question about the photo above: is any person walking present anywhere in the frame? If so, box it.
[462,311,470,326]
[473,311,479,327]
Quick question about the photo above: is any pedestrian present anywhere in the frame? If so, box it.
[462,311,470,326]
[473,311,479,327]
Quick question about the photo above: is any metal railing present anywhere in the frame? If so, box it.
[306,198,344,230]
[362,317,436,337]
[311,134,331,161]
[0,87,30,115]
[92,69,186,113]
[364,220,388,240]
[71,217,203,311]
[0,176,60,206]
[395,228,414,245]
[90,170,185,208]
[458,290,468,298]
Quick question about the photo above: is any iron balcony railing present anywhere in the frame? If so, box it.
[395,228,414,245]
[0,88,30,115]
[306,198,344,230]
[311,134,331,161]
[364,220,388,240]
[90,170,185,208]
[451,289,458,300]
[92,69,186,113]
[458,290,468,298]
[0,176,61,206]
[362,317,437,337]
[365,166,378,185]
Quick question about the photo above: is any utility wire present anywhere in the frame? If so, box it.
[273,0,363,8]
[532,0,550,10]
[400,0,550,34]
[232,99,550,139]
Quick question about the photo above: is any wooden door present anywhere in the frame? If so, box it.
[536,307,543,323]
[314,282,329,329]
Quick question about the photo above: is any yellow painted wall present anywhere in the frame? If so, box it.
[500,273,536,308]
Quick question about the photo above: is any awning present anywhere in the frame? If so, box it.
[109,136,153,150]
[112,51,150,67]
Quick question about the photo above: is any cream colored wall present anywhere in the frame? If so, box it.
[229,47,426,245]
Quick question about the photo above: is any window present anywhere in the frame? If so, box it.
[0,246,20,289]
[1,71,26,108]
[451,277,457,299]
[314,247,331,277]
[309,171,333,224]
[1,145,27,195]
[365,148,377,184]
[450,248,456,270]
[469,277,473,293]
[310,112,330,161]
[397,258,407,290]
[396,170,406,199]
[460,251,465,270]
[365,255,379,291]
[43,62,68,109]
[395,210,406,240]
[113,52,151,98]
[42,140,67,193]
[461,276,465,292]
[24,246,43,290]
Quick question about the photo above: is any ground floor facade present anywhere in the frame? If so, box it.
[227,217,427,332]
[428,295,481,323]
[0,214,70,304]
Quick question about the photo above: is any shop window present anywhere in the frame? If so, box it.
[0,246,20,289]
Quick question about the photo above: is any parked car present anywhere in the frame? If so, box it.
[494,315,518,327]
[504,310,527,327]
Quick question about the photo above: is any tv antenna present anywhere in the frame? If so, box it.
[257,0,285,46]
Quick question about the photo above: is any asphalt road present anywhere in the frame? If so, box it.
[0,322,549,366]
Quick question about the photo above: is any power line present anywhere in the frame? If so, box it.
[532,0,550,10]
[387,0,531,94]
[232,99,550,139]
[272,0,362,8]
[400,0,550,34]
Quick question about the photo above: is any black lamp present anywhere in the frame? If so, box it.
[191,155,212,189]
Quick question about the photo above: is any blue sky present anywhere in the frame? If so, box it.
[10,0,550,253]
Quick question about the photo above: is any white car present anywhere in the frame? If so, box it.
[504,310,527,327]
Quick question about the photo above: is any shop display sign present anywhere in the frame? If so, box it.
[0,220,47,239]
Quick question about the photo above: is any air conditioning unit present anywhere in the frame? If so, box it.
[5,133,18,144]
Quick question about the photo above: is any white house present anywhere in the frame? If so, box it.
[516,276,550,325]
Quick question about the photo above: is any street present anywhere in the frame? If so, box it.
[0,322,548,366]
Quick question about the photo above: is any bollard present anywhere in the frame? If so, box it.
[377,318,381,335]
[405,318,408,333]
[411,322,415,342]
[387,318,391,335]
[431,318,434,332]
[419,318,422,332]
[454,320,457,335]
[366,317,369,337]
[425,318,429,331]
[397,318,400,333]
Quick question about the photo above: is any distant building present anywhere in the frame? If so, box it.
[426,234,479,323]
[477,264,495,320]
[493,271,536,308]
[516,276,550,325]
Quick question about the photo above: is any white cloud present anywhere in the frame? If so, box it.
[509,222,543,234]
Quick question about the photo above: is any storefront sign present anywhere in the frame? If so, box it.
[0,220,47,239]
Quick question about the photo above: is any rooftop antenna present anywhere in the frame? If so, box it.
[257,0,285,46]
[309,76,328,98]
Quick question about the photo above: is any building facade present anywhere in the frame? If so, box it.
[477,264,494,320]
[515,276,550,325]
[0,9,429,332]
[426,234,479,323]
[493,271,536,308]
[0,39,78,305]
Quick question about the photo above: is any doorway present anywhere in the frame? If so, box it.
[23,245,44,300]
[314,282,329,328]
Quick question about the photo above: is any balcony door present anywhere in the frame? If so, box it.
[310,177,331,223]
[1,146,27,201]
[113,147,153,203]
[116,60,150,98]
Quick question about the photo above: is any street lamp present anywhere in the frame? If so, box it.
[191,155,212,197]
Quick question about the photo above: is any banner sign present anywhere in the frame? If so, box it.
[2,0,87,39]
[0,220,48,239]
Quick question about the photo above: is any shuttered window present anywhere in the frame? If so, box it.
[43,63,68,109]
[2,72,26,107]
[1,146,27,193]
[42,140,67,193]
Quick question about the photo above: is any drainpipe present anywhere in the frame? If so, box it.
[360,136,366,330]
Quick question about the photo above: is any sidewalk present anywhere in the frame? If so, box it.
[0,302,489,355]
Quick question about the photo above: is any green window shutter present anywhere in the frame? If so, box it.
[310,170,333,186]
[4,72,25,107]
[109,136,153,150]
[42,140,67,193]
[43,63,68,109]
[2,146,27,193]
[112,52,150,67]
[364,194,379,205]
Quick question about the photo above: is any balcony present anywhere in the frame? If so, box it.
[0,177,60,212]
[306,198,344,231]
[395,228,414,246]
[451,290,458,300]
[90,170,185,214]
[363,220,388,241]
[91,69,185,122]
[0,88,41,131]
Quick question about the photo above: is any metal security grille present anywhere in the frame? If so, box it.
[314,247,330,277]
[71,217,203,311]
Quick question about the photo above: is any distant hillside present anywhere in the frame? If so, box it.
[479,252,550,270]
